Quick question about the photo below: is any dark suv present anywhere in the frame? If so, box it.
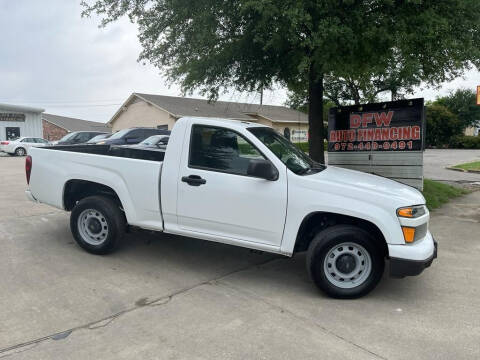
[56,131,109,145]
[96,128,171,145]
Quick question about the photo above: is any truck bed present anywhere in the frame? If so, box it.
[46,144,165,162]
[28,145,164,230]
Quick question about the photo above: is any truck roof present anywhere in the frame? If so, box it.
[177,116,270,131]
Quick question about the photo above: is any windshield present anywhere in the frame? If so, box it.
[109,128,131,140]
[58,132,77,142]
[248,127,324,175]
[140,135,161,145]
[87,134,108,143]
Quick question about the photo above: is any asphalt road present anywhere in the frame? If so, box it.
[0,155,479,359]
[422,149,480,182]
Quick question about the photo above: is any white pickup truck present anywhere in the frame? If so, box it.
[25,117,437,298]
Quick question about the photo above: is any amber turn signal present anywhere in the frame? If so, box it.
[397,205,426,218]
[398,208,414,217]
[402,226,416,243]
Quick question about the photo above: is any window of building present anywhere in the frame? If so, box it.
[5,127,20,140]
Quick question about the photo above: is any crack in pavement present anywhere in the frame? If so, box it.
[0,256,277,358]
[215,280,388,360]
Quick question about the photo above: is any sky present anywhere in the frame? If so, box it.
[1,1,480,123]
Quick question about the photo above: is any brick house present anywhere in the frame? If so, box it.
[42,113,111,141]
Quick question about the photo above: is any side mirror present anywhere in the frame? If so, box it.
[247,159,278,181]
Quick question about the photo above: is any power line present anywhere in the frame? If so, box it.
[0,98,124,104]
[44,103,121,108]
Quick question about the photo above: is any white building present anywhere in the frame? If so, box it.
[0,103,45,141]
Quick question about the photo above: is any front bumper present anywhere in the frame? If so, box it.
[390,238,438,278]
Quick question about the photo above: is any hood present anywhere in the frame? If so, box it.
[308,166,425,207]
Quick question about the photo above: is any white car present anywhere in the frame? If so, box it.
[0,137,49,156]
[25,117,436,298]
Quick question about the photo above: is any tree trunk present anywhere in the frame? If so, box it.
[308,66,325,163]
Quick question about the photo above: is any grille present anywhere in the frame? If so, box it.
[414,223,428,242]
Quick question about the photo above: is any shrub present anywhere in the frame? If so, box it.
[294,141,327,153]
[448,135,480,149]
[426,104,463,147]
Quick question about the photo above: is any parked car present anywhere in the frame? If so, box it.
[0,137,49,156]
[55,131,109,145]
[87,133,112,144]
[25,117,436,299]
[96,128,170,145]
[126,135,169,150]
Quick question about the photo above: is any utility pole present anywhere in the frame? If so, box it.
[260,85,263,105]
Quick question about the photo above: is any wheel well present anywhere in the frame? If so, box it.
[294,212,388,257]
[63,180,123,211]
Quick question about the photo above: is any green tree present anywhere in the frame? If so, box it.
[426,104,463,147]
[435,89,480,129]
[82,0,480,163]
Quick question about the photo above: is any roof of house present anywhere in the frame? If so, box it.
[42,113,111,133]
[0,103,45,113]
[109,93,308,124]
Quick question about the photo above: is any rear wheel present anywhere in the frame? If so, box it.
[15,147,26,156]
[307,225,384,299]
[70,196,126,255]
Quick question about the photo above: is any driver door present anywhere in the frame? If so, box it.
[176,124,288,247]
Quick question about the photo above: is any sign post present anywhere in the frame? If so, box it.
[328,98,425,190]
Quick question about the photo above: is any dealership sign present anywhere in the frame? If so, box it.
[328,98,424,152]
[0,113,26,122]
[327,99,425,191]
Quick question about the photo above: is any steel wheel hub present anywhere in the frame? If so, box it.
[78,209,109,245]
[323,242,372,289]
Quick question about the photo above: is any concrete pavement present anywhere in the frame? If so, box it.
[1,156,479,359]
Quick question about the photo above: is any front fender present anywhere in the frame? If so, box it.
[281,186,404,256]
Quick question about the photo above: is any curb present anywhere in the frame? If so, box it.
[446,166,480,174]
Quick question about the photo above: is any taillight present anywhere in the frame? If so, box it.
[0,141,9,145]
[25,155,32,185]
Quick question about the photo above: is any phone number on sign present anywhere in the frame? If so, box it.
[332,141,414,151]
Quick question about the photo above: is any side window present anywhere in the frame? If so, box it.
[159,137,169,145]
[75,133,91,143]
[189,125,265,176]
[128,129,142,139]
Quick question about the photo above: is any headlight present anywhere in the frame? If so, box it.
[97,141,106,145]
[397,205,426,218]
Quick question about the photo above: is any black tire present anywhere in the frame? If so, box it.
[70,195,126,255]
[15,147,26,156]
[306,225,384,299]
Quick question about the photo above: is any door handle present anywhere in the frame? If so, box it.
[181,175,207,186]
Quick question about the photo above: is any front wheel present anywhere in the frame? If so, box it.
[306,225,384,299]
[70,196,126,255]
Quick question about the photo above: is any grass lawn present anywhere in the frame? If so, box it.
[452,161,480,172]
[422,179,469,210]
